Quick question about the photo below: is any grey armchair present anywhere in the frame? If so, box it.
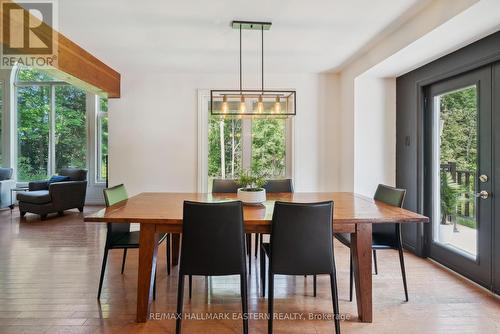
[17,168,88,220]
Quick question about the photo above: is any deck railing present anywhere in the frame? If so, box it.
[440,161,475,217]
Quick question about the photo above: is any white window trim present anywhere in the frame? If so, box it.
[197,89,295,192]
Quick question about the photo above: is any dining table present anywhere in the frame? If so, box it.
[84,192,428,323]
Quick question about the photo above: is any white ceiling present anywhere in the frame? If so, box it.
[58,0,424,74]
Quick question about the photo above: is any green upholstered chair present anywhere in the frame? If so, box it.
[97,184,171,299]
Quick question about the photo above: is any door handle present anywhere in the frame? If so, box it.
[475,190,490,199]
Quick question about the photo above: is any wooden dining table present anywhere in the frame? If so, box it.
[84,192,428,323]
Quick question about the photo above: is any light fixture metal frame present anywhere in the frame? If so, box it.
[210,20,296,116]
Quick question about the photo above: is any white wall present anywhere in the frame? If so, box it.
[108,72,340,196]
[338,0,478,195]
[354,77,396,196]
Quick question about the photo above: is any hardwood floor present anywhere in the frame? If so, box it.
[0,207,498,334]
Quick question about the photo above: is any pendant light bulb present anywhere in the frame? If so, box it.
[257,95,264,113]
[222,95,228,114]
[274,96,281,113]
[240,95,246,113]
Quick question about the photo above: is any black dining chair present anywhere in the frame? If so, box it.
[97,184,171,299]
[334,184,408,302]
[212,178,240,193]
[211,178,255,276]
[176,201,248,334]
[261,201,340,334]
[255,179,294,257]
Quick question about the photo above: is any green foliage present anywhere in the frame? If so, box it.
[440,172,462,224]
[207,114,286,181]
[236,170,266,189]
[251,118,286,177]
[440,86,477,171]
[16,68,87,181]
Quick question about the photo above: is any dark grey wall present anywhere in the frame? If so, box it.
[396,30,500,257]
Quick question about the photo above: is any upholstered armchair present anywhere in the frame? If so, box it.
[17,168,88,220]
[0,168,15,209]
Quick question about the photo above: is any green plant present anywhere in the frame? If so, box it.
[440,171,462,225]
[236,170,266,190]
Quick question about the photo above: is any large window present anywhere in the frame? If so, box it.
[207,104,291,187]
[15,67,87,181]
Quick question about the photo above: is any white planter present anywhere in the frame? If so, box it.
[237,188,266,205]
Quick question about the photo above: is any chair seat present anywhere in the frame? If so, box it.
[334,232,396,249]
[17,190,51,204]
[111,231,167,248]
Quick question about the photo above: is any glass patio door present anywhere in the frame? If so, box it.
[427,67,492,287]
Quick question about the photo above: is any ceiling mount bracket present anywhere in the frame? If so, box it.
[231,20,272,31]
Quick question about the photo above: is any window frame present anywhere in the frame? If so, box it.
[197,89,294,192]
[96,100,108,184]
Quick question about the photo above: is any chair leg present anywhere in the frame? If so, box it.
[313,275,317,297]
[254,233,259,258]
[330,272,341,334]
[260,245,266,297]
[349,251,353,302]
[153,269,157,300]
[166,234,171,275]
[188,275,192,299]
[121,248,127,274]
[398,246,409,302]
[373,249,378,275]
[97,248,109,299]
[246,234,252,275]
[176,274,185,334]
[268,273,274,334]
[240,274,249,334]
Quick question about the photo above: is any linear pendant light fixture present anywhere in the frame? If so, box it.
[210,21,296,116]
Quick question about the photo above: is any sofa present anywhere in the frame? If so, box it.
[0,168,15,209]
[17,168,88,220]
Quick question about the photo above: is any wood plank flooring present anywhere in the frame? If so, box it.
[0,207,498,333]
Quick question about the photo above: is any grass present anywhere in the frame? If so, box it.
[456,216,476,229]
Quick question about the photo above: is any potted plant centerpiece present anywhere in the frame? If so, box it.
[236,171,267,205]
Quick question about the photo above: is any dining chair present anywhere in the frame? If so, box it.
[211,178,255,276]
[261,201,340,334]
[334,184,408,302]
[176,201,248,334]
[255,179,294,257]
[97,184,171,299]
[212,178,240,193]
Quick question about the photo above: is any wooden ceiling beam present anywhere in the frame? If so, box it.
[1,0,120,98]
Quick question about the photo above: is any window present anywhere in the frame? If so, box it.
[96,98,108,183]
[15,67,87,181]
[206,99,292,189]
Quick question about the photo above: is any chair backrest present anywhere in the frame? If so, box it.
[0,168,13,181]
[263,179,293,193]
[270,201,334,275]
[372,184,406,237]
[103,184,130,240]
[60,168,87,181]
[180,201,246,276]
[212,179,239,193]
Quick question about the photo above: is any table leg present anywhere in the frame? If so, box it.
[136,224,159,323]
[351,223,372,323]
[172,233,180,266]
